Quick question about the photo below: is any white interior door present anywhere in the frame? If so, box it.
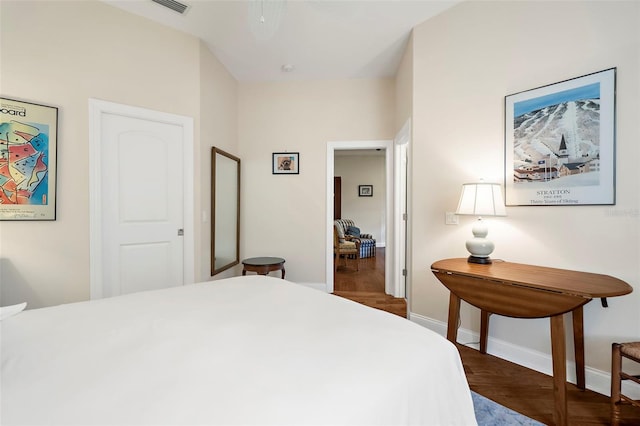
[394,119,411,299]
[398,144,407,297]
[89,100,194,299]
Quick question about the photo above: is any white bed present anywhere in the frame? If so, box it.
[1,276,477,425]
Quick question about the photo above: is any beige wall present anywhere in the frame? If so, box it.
[0,1,237,307]
[198,43,240,280]
[0,1,393,302]
[335,154,386,245]
[411,0,640,372]
[238,79,395,285]
[395,34,413,131]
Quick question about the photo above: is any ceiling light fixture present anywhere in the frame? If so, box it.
[248,0,287,43]
[281,64,295,73]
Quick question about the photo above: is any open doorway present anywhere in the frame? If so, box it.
[334,148,392,309]
[334,149,385,246]
[326,140,393,296]
[333,148,385,284]
[326,122,411,314]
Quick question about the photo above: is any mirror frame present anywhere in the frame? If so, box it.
[211,147,241,276]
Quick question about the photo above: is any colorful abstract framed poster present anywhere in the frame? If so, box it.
[0,97,58,220]
[504,68,616,206]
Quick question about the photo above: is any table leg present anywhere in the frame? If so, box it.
[480,310,490,354]
[550,314,568,426]
[242,268,247,276]
[572,305,586,390]
[281,267,285,280]
[447,293,461,344]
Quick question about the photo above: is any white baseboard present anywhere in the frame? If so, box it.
[297,282,327,292]
[409,312,640,399]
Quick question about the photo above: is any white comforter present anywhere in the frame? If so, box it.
[1,276,476,425]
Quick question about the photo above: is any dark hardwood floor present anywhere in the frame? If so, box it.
[332,248,407,318]
[461,344,640,425]
[332,249,640,425]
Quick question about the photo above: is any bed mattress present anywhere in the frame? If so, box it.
[1,275,476,425]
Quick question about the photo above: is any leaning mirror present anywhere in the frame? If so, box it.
[211,147,240,275]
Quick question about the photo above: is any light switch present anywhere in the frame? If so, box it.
[445,212,459,225]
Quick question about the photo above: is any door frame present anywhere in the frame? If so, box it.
[326,139,394,295]
[393,119,411,299]
[88,99,195,299]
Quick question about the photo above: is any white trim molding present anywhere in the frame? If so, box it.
[297,282,327,292]
[409,312,639,399]
[393,118,410,299]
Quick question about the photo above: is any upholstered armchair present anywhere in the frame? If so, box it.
[334,219,376,258]
[333,226,360,272]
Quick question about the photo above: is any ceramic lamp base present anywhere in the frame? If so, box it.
[465,218,495,264]
[467,255,492,264]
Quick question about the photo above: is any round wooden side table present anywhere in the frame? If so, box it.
[241,257,286,279]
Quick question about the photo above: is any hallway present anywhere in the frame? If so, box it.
[332,248,407,317]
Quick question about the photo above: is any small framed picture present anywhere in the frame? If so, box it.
[272,152,299,174]
[358,185,373,197]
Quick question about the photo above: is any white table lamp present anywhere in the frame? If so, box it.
[455,182,506,264]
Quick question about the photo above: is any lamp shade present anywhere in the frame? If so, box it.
[455,182,506,217]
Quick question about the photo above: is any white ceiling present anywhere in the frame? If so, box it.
[103,0,459,82]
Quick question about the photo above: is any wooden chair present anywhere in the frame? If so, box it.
[333,225,360,273]
[611,341,640,425]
